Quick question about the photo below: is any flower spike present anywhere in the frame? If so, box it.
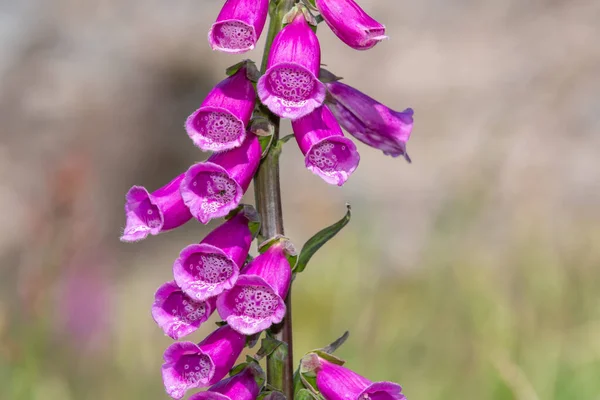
[173,207,256,301]
[257,9,326,120]
[292,105,360,186]
[162,325,246,399]
[121,173,192,242]
[208,0,269,54]
[315,0,387,50]
[326,80,414,161]
[185,67,256,152]
[180,133,261,224]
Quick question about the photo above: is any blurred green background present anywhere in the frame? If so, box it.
[1,0,599,399]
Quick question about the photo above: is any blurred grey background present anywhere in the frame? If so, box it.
[1,0,599,399]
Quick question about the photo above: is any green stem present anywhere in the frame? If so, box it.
[254,0,296,398]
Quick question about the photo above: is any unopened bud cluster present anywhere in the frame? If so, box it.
[121,0,412,399]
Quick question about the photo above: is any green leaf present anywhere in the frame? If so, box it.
[255,336,284,361]
[296,389,321,400]
[259,134,275,159]
[320,331,349,354]
[258,392,286,400]
[294,204,351,273]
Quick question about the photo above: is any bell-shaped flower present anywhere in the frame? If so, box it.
[208,0,269,54]
[315,0,387,50]
[304,354,406,400]
[152,281,217,340]
[326,80,414,161]
[217,240,293,335]
[180,133,261,224]
[188,365,261,400]
[173,206,257,301]
[292,105,360,186]
[185,67,256,152]
[121,173,192,242]
[257,11,326,120]
[162,325,246,399]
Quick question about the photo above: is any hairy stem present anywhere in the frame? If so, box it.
[254,0,296,398]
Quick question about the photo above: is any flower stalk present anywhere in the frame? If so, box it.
[254,0,296,397]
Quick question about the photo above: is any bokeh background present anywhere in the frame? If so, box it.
[1,0,600,399]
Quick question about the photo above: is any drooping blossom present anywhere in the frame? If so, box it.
[162,325,246,399]
[292,105,360,186]
[151,281,217,340]
[208,0,269,54]
[217,240,293,335]
[121,173,192,242]
[173,206,257,301]
[185,67,256,152]
[257,11,326,120]
[188,365,261,400]
[326,80,414,161]
[303,353,406,400]
[315,0,387,50]
[180,133,261,224]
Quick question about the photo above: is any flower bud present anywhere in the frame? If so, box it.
[326,80,414,161]
[180,133,261,224]
[257,12,326,120]
[217,241,293,335]
[152,281,217,340]
[303,354,406,400]
[208,0,269,54]
[121,173,192,242]
[315,0,387,50]
[173,208,256,301]
[162,325,246,399]
[188,366,261,400]
[292,105,359,186]
[185,67,256,152]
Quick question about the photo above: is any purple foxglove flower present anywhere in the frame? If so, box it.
[181,134,261,224]
[121,173,192,242]
[315,0,387,50]
[188,366,260,400]
[208,0,269,54]
[257,12,326,120]
[313,356,406,400]
[173,208,256,301]
[217,241,292,335]
[151,281,217,340]
[292,105,360,186]
[326,80,414,161]
[185,67,256,152]
[162,325,246,399]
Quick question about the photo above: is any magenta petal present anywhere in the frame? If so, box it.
[216,275,287,335]
[162,341,214,399]
[121,173,192,242]
[189,367,260,400]
[292,106,360,186]
[257,14,326,119]
[152,281,217,339]
[208,0,269,54]
[173,244,240,302]
[216,244,291,335]
[326,81,414,160]
[180,134,260,224]
[314,357,406,400]
[315,0,387,50]
[197,325,247,386]
[185,68,255,152]
[201,210,255,266]
[360,382,406,400]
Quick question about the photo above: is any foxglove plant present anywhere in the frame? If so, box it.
[121,1,414,398]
